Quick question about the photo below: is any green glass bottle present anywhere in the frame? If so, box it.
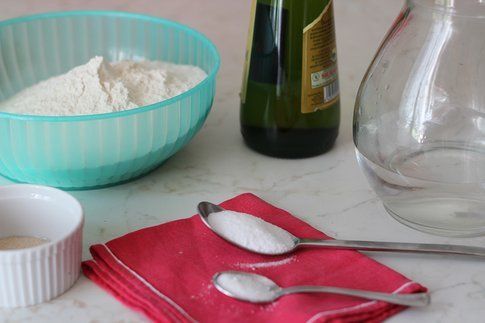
[240,0,340,158]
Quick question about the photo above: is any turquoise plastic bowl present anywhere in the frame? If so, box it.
[0,11,220,189]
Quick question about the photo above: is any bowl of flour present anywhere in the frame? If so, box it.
[0,11,220,189]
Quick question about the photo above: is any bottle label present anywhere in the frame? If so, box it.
[301,0,339,114]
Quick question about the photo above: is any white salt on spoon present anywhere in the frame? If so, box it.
[197,201,297,255]
[213,271,277,303]
[206,210,295,255]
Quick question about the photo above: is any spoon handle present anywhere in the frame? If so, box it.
[298,239,485,257]
[279,286,430,307]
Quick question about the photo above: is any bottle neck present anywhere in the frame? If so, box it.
[409,0,485,18]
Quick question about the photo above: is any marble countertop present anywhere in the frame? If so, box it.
[1,0,484,322]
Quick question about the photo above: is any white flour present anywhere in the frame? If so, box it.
[207,210,295,254]
[0,56,207,116]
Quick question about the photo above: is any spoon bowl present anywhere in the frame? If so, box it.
[213,271,430,307]
[197,201,299,255]
[213,271,281,303]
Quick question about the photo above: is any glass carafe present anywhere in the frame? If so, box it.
[354,0,485,237]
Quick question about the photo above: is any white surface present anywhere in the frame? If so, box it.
[0,185,83,308]
[0,0,484,322]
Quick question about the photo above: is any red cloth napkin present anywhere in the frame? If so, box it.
[83,193,426,323]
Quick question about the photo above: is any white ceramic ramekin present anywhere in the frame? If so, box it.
[0,184,83,308]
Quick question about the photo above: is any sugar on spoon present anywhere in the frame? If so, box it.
[213,271,430,307]
[198,201,485,258]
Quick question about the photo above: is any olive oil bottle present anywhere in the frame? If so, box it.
[240,0,340,158]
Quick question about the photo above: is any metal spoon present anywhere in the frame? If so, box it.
[213,271,430,307]
[198,201,485,258]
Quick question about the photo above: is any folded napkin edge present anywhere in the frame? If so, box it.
[307,280,425,322]
[83,244,196,323]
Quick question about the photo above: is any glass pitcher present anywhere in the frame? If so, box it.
[354,0,485,237]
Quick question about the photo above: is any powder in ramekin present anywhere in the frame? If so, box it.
[0,236,49,250]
